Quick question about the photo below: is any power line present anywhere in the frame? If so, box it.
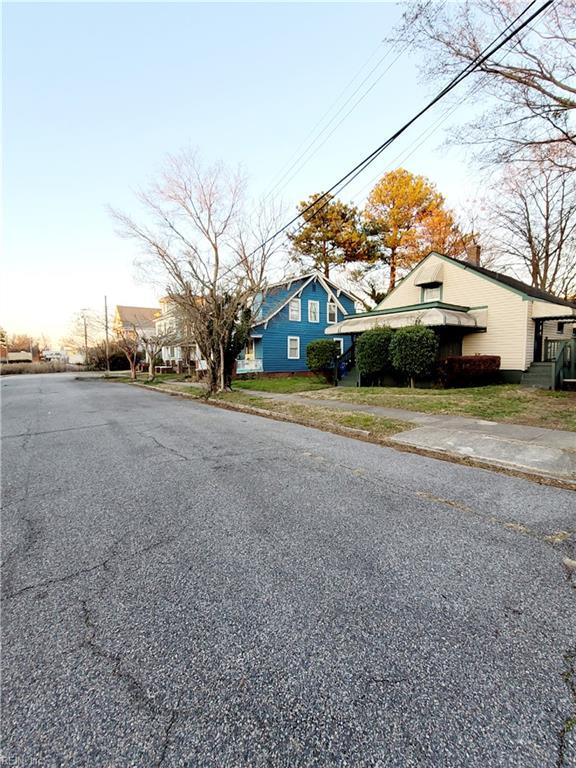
[262,41,387,198]
[249,0,549,256]
[346,0,557,205]
[264,45,410,202]
[263,0,445,204]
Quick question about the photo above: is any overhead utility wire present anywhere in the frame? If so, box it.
[264,45,411,202]
[348,0,557,204]
[262,41,387,197]
[247,0,550,257]
[263,0,443,204]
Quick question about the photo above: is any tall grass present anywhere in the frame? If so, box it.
[0,363,82,375]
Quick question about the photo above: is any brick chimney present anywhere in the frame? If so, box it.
[466,243,481,266]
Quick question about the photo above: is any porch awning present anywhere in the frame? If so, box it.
[326,306,486,335]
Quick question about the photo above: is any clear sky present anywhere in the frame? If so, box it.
[3,1,482,345]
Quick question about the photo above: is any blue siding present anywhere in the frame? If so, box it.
[251,276,356,373]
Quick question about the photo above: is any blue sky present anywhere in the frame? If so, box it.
[3,2,480,344]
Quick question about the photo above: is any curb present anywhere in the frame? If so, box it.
[126,380,576,492]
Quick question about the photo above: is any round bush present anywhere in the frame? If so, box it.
[306,339,339,378]
[356,327,393,379]
[389,325,438,387]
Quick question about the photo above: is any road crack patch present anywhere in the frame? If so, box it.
[4,531,181,601]
[137,431,189,461]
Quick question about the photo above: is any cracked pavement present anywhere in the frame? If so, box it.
[1,373,575,766]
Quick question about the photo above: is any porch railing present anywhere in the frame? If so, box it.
[335,344,355,385]
[236,358,263,374]
[551,339,575,389]
[543,338,564,362]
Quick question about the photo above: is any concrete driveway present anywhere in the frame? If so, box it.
[1,373,575,766]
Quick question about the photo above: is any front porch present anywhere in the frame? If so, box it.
[524,317,576,390]
[236,336,263,374]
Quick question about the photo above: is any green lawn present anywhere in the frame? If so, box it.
[302,384,576,431]
[214,391,409,439]
[233,376,332,394]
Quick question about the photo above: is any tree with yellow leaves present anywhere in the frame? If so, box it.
[364,168,472,293]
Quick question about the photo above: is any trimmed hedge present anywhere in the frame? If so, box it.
[438,355,501,388]
[390,325,438,388]
[356,327,393,386]
[306,339,340,382]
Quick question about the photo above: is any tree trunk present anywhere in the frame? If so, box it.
[130,360,137,380]
[218,341,225,391]
[148,357,155,382]
[410,376,415,389]
[388,249,397,293]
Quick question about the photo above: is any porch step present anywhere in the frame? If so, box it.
[521,361,553,389]
[338,366,359,387]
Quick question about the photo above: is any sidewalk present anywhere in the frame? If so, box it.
[237,388,576,482]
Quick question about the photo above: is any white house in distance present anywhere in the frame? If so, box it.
[326,248,576,388]
[113,305,159,337]
[154,296,204,371]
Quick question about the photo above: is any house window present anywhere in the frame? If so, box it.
[245,339,255,360]
[333,337,344,355]
[287,336,300,360]
[422,284,442,302]
[308,300,320,323]
[289,298,301,321]
[327,300,337,324]
[557,322,565,334]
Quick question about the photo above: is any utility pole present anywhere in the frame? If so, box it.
[104,295,110,373]
[82,312,88,367]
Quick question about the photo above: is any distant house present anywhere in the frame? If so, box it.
[113,305,159,337]
[113,305,160,368]
[237,271,358,375]
[154,296,203,371]
[326,249,576,388]
[7,351,33,363]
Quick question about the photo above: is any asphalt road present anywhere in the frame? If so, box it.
[1,373,575,767]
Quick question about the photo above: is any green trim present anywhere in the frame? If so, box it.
[346,300,471,320]
[373,251,540,311]
[469,305,488,310]
[423,252,533,300]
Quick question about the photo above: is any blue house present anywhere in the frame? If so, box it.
[236,271,358,375]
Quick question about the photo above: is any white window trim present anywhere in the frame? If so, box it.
[327,300,337,324]
[289,298,301,321]
[308,299,320,323]
[333,337,344,355]
[287,336,300,360]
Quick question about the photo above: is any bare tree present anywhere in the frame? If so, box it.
[399,1,576,169]
[490,158,576,297]
[111,150,280,393]
[139,327,179,381]
[115,324,141,380]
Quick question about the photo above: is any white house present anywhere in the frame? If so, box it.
[326,249,576,388]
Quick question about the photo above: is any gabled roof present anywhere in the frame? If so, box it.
[254,271,357,327]
[264,270,358,302]
[443,255,576,308]
[115,305,159,328]
[378,252,576,311]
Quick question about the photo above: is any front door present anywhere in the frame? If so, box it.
[533,320,543,362]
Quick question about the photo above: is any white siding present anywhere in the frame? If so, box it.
[377,255,532,370]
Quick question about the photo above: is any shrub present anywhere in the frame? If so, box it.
[438,355,501,388]
[356,327,393,385]
[389,325,439,388]
[306,339,340,382]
